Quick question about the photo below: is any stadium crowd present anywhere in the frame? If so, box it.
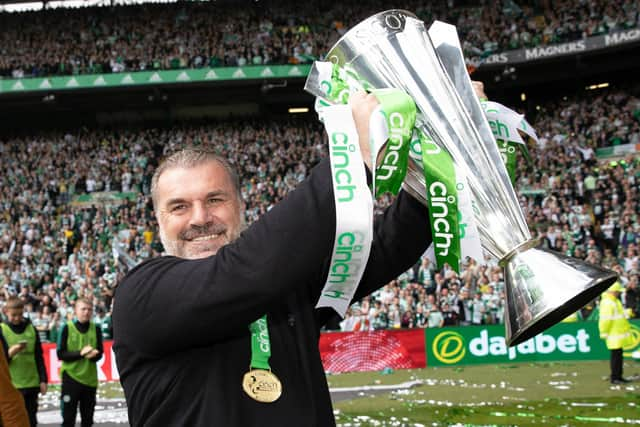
[1,0,638,78]
[1,84,639,337]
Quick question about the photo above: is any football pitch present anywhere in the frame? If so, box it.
[40,359,639,426]
[329,360,640,426]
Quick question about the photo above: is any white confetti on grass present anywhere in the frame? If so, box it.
[570,402,607,407]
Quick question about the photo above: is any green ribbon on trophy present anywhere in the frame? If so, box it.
[408,130,483,273]
[316,62,374,105]
[313,61,425,314]
[317,64,352,105]
[481,100,538,185]
[311,61,465,275]
[497,138,519,185]
[370,89,416,197]
[314,62,416,198]
[417,130,461,272]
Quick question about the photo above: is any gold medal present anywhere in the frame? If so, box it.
[242,369,282,403]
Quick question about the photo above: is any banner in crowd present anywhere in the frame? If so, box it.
[42,341,119,383]
[71,191,138,207]
[596,143,640,159]
[0,65,312,93]
[319,329,426,373]
[474,27,640,68]
[426,320,640,367]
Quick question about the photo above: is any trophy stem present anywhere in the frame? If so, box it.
[498,239,540,268]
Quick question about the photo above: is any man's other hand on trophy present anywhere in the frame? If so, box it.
[471,80,487,101]
[350,90,380,171]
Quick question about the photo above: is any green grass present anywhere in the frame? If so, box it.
[48,360,640,425]
[330,360,640,426]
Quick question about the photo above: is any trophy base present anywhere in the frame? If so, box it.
[503,245,617,347]
[401,181,618,347]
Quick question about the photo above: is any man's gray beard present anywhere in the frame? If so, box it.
[158,227,181,257]
[159,215,247,259]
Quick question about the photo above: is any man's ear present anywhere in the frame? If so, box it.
[238,200,247,231]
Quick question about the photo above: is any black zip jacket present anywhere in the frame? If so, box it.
[113,158,431,426]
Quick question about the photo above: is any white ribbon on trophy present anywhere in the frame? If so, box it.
[315,101,374,316]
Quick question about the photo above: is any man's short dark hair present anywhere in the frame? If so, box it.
[150,146,241,212]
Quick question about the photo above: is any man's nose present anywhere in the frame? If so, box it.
[189,202,210,225]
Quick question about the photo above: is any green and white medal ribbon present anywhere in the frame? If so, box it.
[243,316,282,403]
[248,316,272,371]
[316,103,374,316]
[481,100,538,184]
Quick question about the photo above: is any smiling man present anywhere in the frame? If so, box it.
[152,151,245,259]
[112,93,432,426]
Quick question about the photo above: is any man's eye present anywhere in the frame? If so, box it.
[207,197,222,204]
[170,205,186,212]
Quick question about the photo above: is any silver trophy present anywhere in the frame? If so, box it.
[305,10,616,346]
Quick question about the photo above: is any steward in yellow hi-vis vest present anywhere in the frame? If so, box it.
[56,299,103,427]
[599,282,633,384]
